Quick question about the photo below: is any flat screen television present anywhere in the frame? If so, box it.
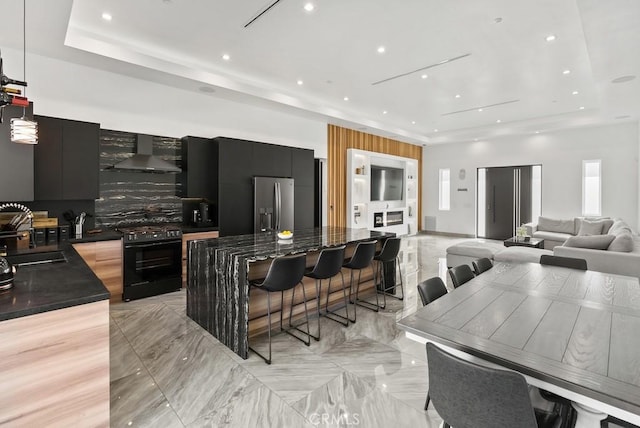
[370,165,404,201]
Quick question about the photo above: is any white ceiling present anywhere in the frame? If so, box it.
[1,0,639,145]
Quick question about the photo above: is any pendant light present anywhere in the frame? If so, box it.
[10,0,37,145]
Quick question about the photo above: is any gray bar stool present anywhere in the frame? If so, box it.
[248,253,309,364]
[304,245,347,339]
[343,240,378,322]
[374,237,404,309]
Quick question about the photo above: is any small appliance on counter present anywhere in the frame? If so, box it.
[199,202,210,223]
[183,199,215,227]
[0,257,16,290]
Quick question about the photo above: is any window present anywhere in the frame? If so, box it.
[477,168,486,236]
[439,168,450,211]
[531,165,542,221]
[582,160,601,216]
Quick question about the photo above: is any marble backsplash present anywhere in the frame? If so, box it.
[95,129,183,228]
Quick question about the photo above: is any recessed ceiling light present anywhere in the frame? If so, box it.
[102,12,112,21]
[377,46,386,54]
[478,108,483,112]
[382,110,388,115]
[579,106,585,110]
[411,121,416,124]
[222,54,230,61]
[612,75,636,84]
[496,119,501,123]
[433,129,438,132]
[546,34,556,42]
[343,96,349,101]
[563,69,571,75]
[455,94,461,98]
[304,3,315,12]
[572,90,579,95]
[535,130,540,134]
[421,74,428,79]
[297,80,303,85]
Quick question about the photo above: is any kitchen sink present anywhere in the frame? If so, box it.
[6,250,67,266]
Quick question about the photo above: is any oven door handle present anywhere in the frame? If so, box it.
[124,240,182,249]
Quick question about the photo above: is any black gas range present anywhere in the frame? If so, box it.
[120,224,182,243]
[119,224,183,301]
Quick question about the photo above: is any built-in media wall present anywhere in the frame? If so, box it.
[346,149,418,235]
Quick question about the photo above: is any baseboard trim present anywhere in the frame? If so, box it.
[419,230,476,238]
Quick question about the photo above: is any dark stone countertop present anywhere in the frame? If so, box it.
[191,227,393,261]
[182,225,219,234]
[68,225,219,242]
[69,230,123,243]
[0,243,110,321]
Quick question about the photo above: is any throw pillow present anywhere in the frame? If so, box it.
[564,235,615,250]
[578,220,604,236]
[601,219,614,233]
[609,221,633,236]
[537,216,575,234]
[607,232,634,252]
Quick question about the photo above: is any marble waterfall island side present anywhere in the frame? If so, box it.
[186,227,393,358]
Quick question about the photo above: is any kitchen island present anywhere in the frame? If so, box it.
[186,227,393,358]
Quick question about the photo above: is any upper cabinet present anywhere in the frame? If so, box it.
[34,116,99,201]
[180,136,218,201]
[251,142,292,178]
[217,137,253,184]
[0,104,35,201]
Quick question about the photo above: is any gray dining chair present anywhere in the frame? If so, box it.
[417,277,447,307]
[448,264,475,288]
[426,342,564,428]
[539,255,587,270]
[416,276,448,411]
[472,257,493,275]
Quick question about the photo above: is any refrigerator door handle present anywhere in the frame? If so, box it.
[275,182,281,231]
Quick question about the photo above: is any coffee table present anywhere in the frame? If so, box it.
[504,236,544,248]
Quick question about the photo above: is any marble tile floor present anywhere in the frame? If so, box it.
[109,233,471,427]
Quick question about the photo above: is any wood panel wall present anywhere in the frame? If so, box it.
[328,124,423,229]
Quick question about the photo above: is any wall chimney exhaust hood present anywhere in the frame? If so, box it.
[110,134,181,173]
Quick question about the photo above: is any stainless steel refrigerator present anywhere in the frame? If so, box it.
[253,176,294,233]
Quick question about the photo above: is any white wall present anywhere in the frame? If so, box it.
[423,121,640,234]
[1,47,328,158]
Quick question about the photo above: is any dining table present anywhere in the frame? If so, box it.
[398,261,640,428]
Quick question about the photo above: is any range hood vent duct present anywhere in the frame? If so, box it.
[110,134,181,173]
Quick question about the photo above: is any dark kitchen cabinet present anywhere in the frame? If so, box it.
[217,138,253,184]
[252,142,291,178]
[218,182,253,236]
[294,184,315,230]
[0,104,35,201]
[291,148,314,186]
[181,136,217,200]
[34,116,99,200]
[210,137,314,237]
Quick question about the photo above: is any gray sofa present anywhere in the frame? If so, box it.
[445,217,640,279]
[553,218,640,278]
[524,216,614,249]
